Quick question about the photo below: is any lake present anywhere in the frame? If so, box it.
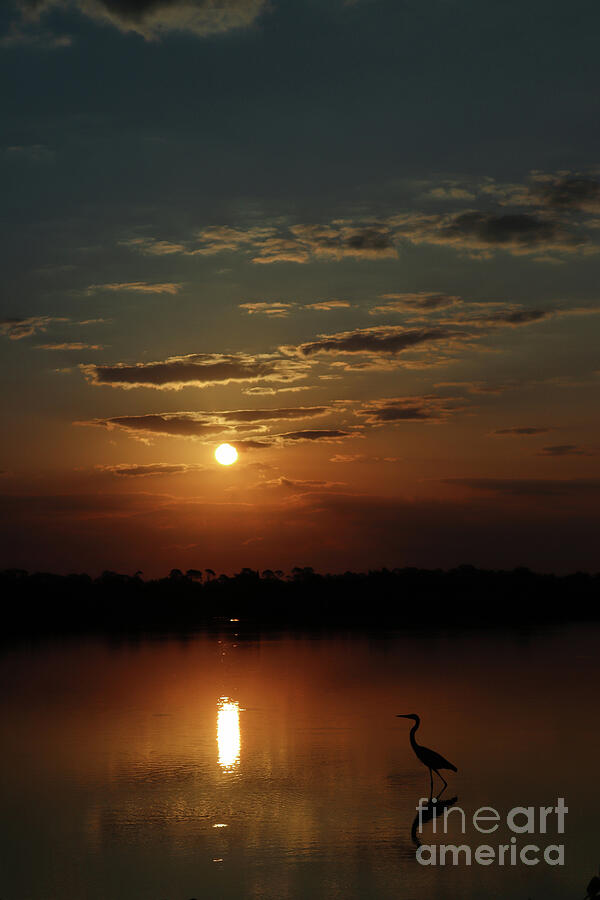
[1,625,598,899]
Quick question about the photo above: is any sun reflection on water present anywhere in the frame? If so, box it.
[217,697,241,771]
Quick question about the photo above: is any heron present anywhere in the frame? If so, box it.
[397,714,457,798]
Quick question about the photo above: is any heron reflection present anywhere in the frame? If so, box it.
[217,697,240,771]
[410,795,459,847]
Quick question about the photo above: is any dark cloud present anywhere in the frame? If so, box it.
[536,444,594,457]
[534,175,600,211]
[277,430,352,442]
[344,228,394,253]
[97,463,204,477]
[13,0,269,39]
[371,292,461,314]
[391,207,590,257]
[358,395,462,424]
[483,308,551,326]
[81,352,307,390]
[296,325,461,357]
[80,413,229,438]
[493,427,551,436]
[233,438,274,450]
[436,211,579,250]
[292,298,560,357]
[79,406,331,439]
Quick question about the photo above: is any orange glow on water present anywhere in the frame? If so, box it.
[217,697,240,771]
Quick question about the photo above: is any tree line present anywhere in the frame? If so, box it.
[0,565,598,637]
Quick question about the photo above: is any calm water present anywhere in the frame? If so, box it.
[1,626,598,899]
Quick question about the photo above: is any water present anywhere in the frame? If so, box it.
[0,626,598,899]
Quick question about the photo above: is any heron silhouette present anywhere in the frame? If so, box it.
[397,714,457,798]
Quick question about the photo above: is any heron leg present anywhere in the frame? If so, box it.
[434,770,448,796]
[429,768,433,799]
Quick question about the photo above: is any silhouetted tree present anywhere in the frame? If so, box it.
[186,569,203,581]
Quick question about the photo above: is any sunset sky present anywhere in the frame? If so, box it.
[1,0,599,575]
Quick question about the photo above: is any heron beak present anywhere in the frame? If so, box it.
[396,714,411,718]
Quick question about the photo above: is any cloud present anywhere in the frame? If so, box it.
[422,170,600,217]
[357,395,462,424]
[341,227,396,256]
[81,351,308,390]
[425,211,584,255]
[370,292,461,314]
[532,174,600,213]
[424,185,476,201]
[97,463,201,477]
[97,463,205,477]
[392,205,595,258]
[264,224,397,263]
[80,413,231,439]
[481,308,552,326]
[79,405,332,440]
[239,299,353,316]
[434,302,599,332]
[290,294,572,368]
[11,0,269,40]
[136,221,400,265]
[305,300,352,311]
[267,476,346,492]
[242,384,315,395]
[287,299,591,371]
[216,406,332,423]
[120,169,600,270]
[87,282,182,295]
[37,341,104,350]
[239,301,294,317]
[493,427,551,436]
[233,438,274,450]
[277,429,353,442]
[192,225,277,255]
[0,315,69,340]
[37,342,104,350]
[329,453,400,463]
[436,379,522,395]
[1,314,110,342]
[122,237,189,255]
[536,444,595,457]
[295,324,464,357]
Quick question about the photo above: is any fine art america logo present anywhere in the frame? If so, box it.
[415,797,568,867]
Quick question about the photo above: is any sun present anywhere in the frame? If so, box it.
[215,443,238,466]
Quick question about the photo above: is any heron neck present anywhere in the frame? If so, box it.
[409,721,420,750]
